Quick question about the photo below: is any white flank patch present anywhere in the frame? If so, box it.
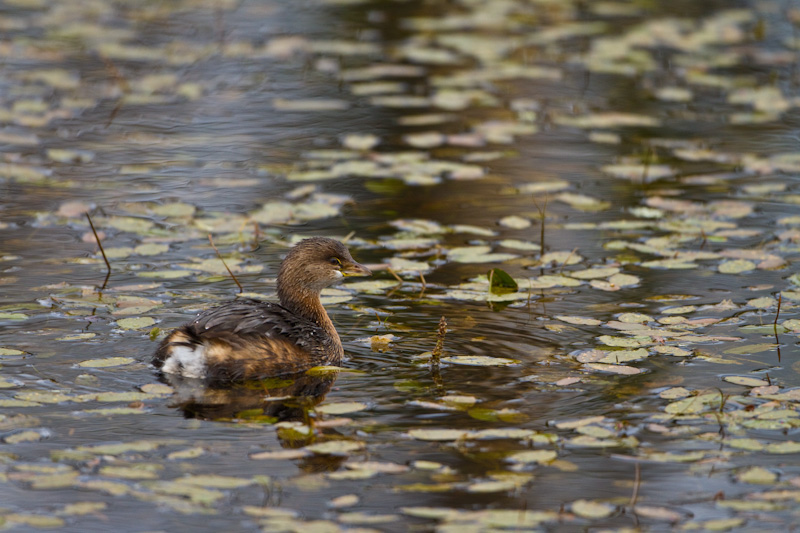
[162,344,207,379]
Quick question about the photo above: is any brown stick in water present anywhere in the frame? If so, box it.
[86,213,111,290]
[208,234,243,293]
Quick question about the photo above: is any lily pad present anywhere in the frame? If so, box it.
[315,402,368,415]
[408,429,471,441]
[505,449,557,464]
[78,357,136,368]
[116,317,156,330]
[441,356,520,366]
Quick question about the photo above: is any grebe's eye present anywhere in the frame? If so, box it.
[329,257,342,266]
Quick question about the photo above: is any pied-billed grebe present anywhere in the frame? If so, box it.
[153,237,371,382]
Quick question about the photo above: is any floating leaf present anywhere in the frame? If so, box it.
[167,447,206,460]
[655,87,693,102]
[554,112,660,129]
[728,438,765,451]
[498,215,531,229]
[488,268,518,294]
[660,387,692,399]
[665,393,721,414]
[497,239,540,251]
[765,441,800,454]
[342,134,379,151]
[653,346,692,357]
[408,429,471,441]
[572,499,615,519]
[449,246,517,263]
[633,505,683,522]
[506,449,557,464]
[723,376,769,387]
[718,259,756,274]
[100,465,161,480]
[57,502,108,516]
[603,164,675,183]
[315,402,368,415]
[15,391,72,404]
[661,305,696,315]
[0,313,28,320]
[305,440,364,455]
[116,317,156,330]
[273,98,349,111]
[555,192,610,211]
[78,357,135,368]
[56,333,96,341]
[4,430,47,444]
[5,514,65,528]
[134,243,169,256]
[140,383,173,395]
[250,449,310,460]
[724,343,777,355]
[441,356,520,366]
[570,267,620,280]
[555,315,602,326]
[584,363,642,375]
[735,466,777,484]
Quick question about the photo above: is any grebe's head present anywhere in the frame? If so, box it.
[277,237,371,296]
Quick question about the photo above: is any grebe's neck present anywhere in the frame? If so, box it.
[279,286,325,324]
[277,284,341,348]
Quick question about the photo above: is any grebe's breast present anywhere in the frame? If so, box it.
[154,299,342,383]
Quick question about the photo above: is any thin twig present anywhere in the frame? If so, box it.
[386,266,403,283]
[774,293,783,361]
[253,222,261,249]
[86,213,111,290]
[557,247,579,273]
[629,462,641,508]
[100,54,130,128]
[532,196,547,254]
[208,234,243,293]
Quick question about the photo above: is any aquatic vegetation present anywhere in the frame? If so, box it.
[0,0,799,530]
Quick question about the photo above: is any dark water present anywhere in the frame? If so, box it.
[1,0,800,531]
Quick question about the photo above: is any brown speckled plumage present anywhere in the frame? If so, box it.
[153,237,370,383]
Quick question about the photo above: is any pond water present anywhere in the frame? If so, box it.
[1,0,800,530]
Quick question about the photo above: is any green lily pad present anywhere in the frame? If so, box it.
[78,357,136,368]
[408,429,471,441]
[718,259,756,274]
[305,440,364,455]
[723,376,770,387]
[505,449,557,464]
[488,268,518,293]
[116,317,156,330]
[572,499,615,519]
[315,402,368,415]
